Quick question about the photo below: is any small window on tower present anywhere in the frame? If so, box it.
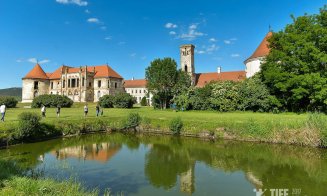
[34,81,38,90]
[115,83,117,89]
[98,80,101,88]
[184,65,188,72]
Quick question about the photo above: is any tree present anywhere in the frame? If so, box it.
[145,58,178,109]
[140,96,147,106]
[260,6,327,112]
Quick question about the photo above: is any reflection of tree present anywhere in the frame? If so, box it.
[144,144,193,191]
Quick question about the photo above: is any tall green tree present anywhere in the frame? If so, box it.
[260,6,327,112]
[146,58,190,109]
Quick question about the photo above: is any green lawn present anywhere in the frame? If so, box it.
[1,102,326,147]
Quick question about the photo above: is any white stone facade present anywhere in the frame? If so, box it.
[245,57,264,78]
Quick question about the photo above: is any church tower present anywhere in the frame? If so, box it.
[180,44,196,85]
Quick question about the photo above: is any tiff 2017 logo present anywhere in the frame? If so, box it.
[253,188,301,196]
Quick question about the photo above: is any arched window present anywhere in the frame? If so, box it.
[184,65,188,72]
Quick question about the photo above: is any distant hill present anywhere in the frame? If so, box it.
[0,87,22,98]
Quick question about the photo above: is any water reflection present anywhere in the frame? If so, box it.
[0,133,327,195]
[53,143,121,163]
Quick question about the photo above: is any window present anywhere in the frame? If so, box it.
[132,90,133,93]
[51,82,53,89]
[34,81,38,90]
[184,65,188,72]
[108,80,110,88]
[68,79,71,88]
[98,80,101,88]
[115,82,117,89]
[89,82,92,87]
[139,90,141,93]
[144,90,146,93]
[77,78,79,87]
[50,92,53,95]
[63,80,66,88]
[82,77,85,87]
[71,79,76,88]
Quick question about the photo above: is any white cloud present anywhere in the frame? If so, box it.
[179,23,206,41]
[209,38,217,42]
[39,59,50,64]
[224,38,237,44]
[105,36,112,40]
[195,50,206,54]
[27,58,50,64]
[85,9,90,14]
[206,44,219,53]
[100,26,107,30]
[169,31,176,35]
[130,53,136,57]
[195,44,219,54]
[231,54,240,58]
[224,40,231,44]
[16,59,23,63]
[28,58,38,64]
[87,18,100,24]
[165,23,178,29]
[56,0,88,6]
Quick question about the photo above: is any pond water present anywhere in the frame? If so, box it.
[0,133,327,196]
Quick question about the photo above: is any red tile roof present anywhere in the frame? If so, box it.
[23,64,48,79]
[245,32,272,62]
[195,71,246,87]
[124,79,147,88]
[24,64,123,80]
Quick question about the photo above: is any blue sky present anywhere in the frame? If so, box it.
[0,0,326,89]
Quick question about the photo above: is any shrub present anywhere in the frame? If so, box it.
[55,121,80,136]
[169,117,183,135]
[113,93,135,108]
[16,112,42,140]
[124,112,141,128]
[99,95,114,108]
[0,96,18,108]
[82,119,108,132]
[32,95,73,108]
[140,96,147,106]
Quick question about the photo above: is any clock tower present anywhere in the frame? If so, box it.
[180,44,196,85]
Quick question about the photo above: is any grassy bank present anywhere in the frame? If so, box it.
[1,102,327,147]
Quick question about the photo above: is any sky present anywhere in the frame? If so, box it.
[0,0,326,89]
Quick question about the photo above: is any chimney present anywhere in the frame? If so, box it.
[217,66,222,74]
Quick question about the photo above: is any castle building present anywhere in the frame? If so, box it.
[22,64,124,103]
[244,32,272,78]
[124,79,153,105]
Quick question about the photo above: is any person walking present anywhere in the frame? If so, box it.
[96,104,100,117]
[0,103,6,122]
[41,105,46,118]
[56,105,61,118]
[84,104,88,117]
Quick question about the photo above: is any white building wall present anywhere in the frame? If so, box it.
[22,79,49,103]
[245,57,264,78]
[125,87,152,105]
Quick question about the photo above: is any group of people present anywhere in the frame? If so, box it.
[39,104,103,118]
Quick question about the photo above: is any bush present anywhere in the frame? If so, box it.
[32,95,73,108]
[140,96,147,106]
[82,119,108,132]
[99,95,114,108]
[55,121,81,136]
[0,96,18,108]
[124,112,141,128]
[113,93,135,108]
[16,112,42,140]
[169,117,183,135]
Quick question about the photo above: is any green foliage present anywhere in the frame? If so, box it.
[146,58,180,109]
[16,112,42,140]
[113,92,135,108]
[209,81,240,112]
[169,117,183,135]
[307,113,327,146]
[0,96,18,108]
[98,95,114,108]
[55,121,81,135]
[140,96,148,106]
[238,76,281,112]
[260,6,327,112]
[124,112,142,128]
[32,95,73,108]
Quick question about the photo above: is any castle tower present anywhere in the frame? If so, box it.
[244,32,272,78]
[22,63,49,103]
[180,44,196,85]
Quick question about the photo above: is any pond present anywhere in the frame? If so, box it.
[0,133,327,196]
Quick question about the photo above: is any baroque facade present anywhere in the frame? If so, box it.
[22,64,124,103]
